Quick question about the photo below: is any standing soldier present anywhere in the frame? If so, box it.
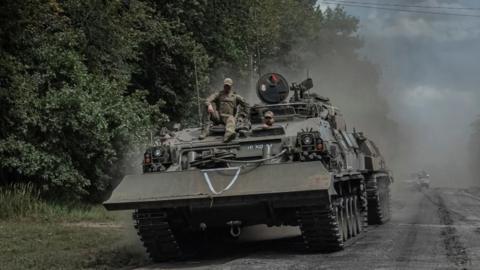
[199,78,249,142]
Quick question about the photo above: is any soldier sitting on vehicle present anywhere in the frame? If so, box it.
[199,78,249,142]
[262,111,275,128]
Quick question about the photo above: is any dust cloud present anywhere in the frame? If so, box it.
[210,1,480,189]
[353,0,480,188]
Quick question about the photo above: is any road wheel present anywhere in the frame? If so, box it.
[335,204,347,242]
[345,197,353,237]
[340,199,349,241]
[353,195,363,235]
[349,197,358,237]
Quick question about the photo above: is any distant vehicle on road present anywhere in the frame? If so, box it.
[405,170,430,190]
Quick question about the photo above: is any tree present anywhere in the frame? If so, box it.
[0,0,161,201]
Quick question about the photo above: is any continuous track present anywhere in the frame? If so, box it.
[367,174,391,225]
[297,205,343,252]
[297,193,366,252]
[133,209,182,261]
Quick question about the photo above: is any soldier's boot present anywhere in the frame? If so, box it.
[236,114,251,138]
[199,107,215,140]
[223,116,236,142]
[223,132,236,143]
[199,125,209,140]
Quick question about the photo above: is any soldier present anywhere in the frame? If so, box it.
[199,78,249,142]
[262,111,275,128]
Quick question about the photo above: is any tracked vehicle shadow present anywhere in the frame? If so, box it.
[143,226,371,269]
[141,236,305,269]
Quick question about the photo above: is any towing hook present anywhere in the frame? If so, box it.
[227,220,242,238]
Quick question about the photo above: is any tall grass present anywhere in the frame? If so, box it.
[0,183,112,221]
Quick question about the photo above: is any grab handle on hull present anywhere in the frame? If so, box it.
[201,167,242,195]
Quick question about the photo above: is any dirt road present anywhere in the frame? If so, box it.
[135,186,480,270]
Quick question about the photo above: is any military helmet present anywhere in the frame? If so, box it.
[223,78,233,86]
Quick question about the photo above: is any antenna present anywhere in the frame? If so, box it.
[193,57,202,126]
[253,4,261,76]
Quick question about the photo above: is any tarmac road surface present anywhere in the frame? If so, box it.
[135,185,480,270]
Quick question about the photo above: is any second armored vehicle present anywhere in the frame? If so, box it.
[104,73,393,261]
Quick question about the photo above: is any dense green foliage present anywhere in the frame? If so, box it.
[0,0,382,201]
[0,1,162,200]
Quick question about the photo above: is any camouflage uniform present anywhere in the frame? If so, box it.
[200,78,249,142]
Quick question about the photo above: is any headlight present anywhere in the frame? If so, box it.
[154,148,162,157]
[296,130,323,155]
[143,146,172,172]
[302,135,313,145]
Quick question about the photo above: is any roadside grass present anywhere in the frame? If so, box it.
[0,184,148,270]
[0,183,112,222]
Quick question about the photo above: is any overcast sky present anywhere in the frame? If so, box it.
[320,0,480,185]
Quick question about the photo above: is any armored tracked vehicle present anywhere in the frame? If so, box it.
[104,73,393,261]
